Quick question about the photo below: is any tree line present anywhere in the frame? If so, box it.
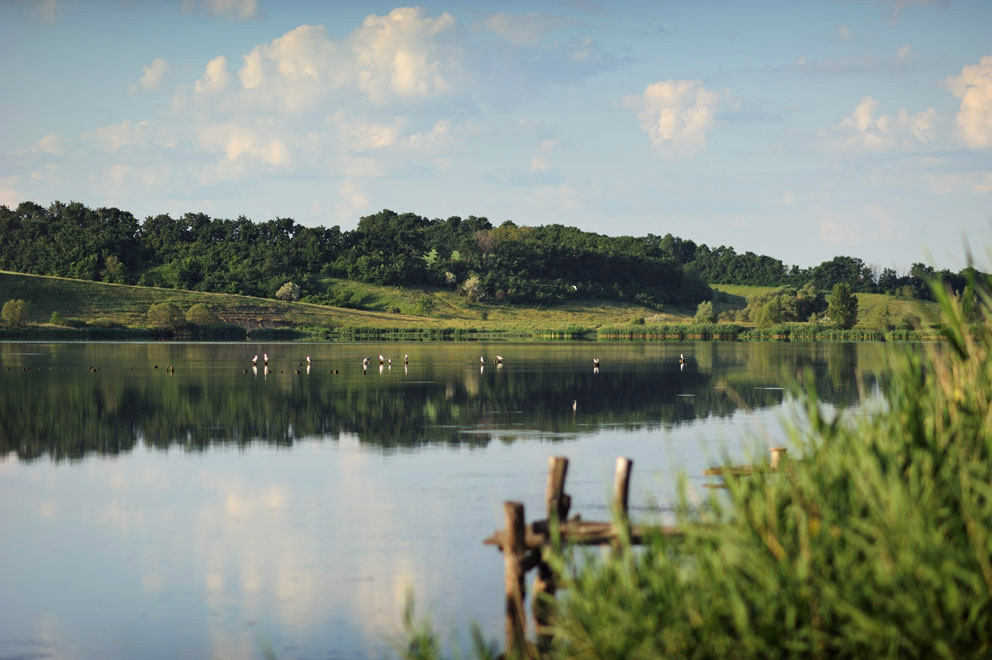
[0,200,982,309]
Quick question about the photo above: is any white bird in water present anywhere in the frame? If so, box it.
[679,353,686,364]
[480,356,486,365]
[263,353,269,365]
[495,355,503,364]
[404,354,409,364]
[362,357,370,367]
[306,356,312,365]
[252,354,258,365]
[593,357,600,367]
[379,354,385,365]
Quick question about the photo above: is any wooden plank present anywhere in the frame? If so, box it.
[485,520,684,549]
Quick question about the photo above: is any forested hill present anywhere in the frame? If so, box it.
[0,201,979,309]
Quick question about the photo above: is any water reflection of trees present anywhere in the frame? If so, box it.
[0,343,885,462]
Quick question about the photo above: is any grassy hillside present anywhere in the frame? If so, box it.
[0,270,667,333]
[711,282,941,329]
[0,270,943,339]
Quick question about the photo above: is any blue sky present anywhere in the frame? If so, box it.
[1,0,990,271]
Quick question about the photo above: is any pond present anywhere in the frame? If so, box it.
[0,341,891,658]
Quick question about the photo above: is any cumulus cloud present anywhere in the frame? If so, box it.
[181,0,258,21]
[623,80,721,154]
[835,96,937,151]
[139,58,170,91]
[196,55,232,94]
[351,7,457,103]
[946,54,992,149]
[196,122,292,168]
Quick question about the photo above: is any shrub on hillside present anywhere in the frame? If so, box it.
[186,303,219,326]
[275,281,301,301]
[1,299,28,326]
[146,302,184,329]
[693,300,715,323]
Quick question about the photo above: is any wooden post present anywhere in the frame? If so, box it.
[534,456,569,654]
[770,447,787,471]
[503,501,527,658]
[612,457,633,550]
[545,456,570,529]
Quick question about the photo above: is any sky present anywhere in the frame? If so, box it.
[1,0,990,271]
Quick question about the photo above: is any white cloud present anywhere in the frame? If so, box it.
[338,117,405,151]
[623,80,721,154]
[85,120,174,153]
[402,120,452,151]
[196,122,293,181]
[181,0,258,21]
[946,54,992,149]
[236,25,346,112]
[195,55,232,94]
[351,7,457,103]
[483,12,571,47]
[835,97,937,151]
[529,138,558,172]
[31,133,63,156]
[139,58,170,91]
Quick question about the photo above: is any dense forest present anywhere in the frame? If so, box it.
[0,200,981,310]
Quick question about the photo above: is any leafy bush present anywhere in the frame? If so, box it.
[1,299,28,326]
[275,281,301,301]
[146,302,184,329]
[693,300,715,323]
[186,303,219,326]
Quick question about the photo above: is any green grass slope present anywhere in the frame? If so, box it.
[0,270,669,332]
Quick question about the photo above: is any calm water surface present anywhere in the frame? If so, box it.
[0,341,890,659]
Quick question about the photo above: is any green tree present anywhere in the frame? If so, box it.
[186,303,219,326]
[275,281,300,301]
[827,283,859,329]
[147,302,183,329]
[1,299,28,326]
[693,300,715,323]
[102,255,126,284]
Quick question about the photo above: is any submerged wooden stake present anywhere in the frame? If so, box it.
[503,501,527,657]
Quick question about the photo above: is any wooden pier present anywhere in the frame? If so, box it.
[484,448,787,657]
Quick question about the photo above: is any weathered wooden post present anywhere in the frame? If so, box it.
[612,457,633,550]
[533,456,569,653]
[503,501,527,657]
[770,447,787,471]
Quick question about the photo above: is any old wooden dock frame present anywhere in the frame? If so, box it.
[483,456,683,657]
[484,448,789,656]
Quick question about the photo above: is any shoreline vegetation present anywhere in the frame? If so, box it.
[399,281,992,656]
[0,270,948,343]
